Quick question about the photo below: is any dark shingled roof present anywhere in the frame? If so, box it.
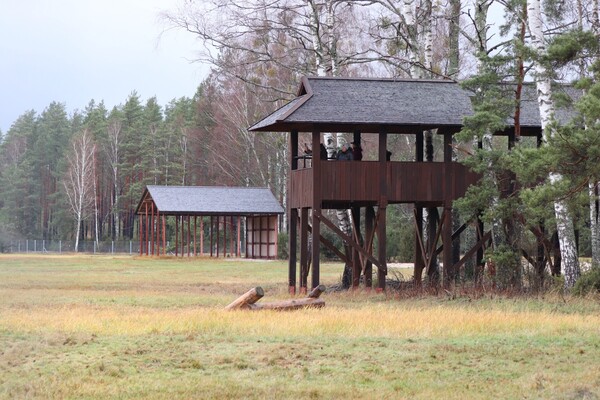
[249,76,582,135]
[136,186,284,215]
[249,76,473,133]
[509,83,581,127]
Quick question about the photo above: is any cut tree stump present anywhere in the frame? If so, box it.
[225,285,326,311]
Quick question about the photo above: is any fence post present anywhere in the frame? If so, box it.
[26,240,28,253]
[94,241,96,254]
[112,241,114,254]
[129,241,132,255]
[59,240,62,254]
[34,240,37,252]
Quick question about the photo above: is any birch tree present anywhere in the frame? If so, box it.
[527,0,580,288]
[63,129,96,252]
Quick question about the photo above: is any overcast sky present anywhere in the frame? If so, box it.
[0,0,209,133]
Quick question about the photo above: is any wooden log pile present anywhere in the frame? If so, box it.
[225,285,326,310]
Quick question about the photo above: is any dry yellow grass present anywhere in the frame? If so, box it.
[2,301,599,338]
[2,254,600,400]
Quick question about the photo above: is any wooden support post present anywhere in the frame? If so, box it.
[443,130,454,286]
[258,215,263,259]
[156,210,160,256]
[289,208,298,295]
[139,212,142,256]
[145,203,149,256]
[365,206,374,289]
[414,206,424,285]
[216,216,220,257]
[288,128,298,275]
[181,215,185,257]
[237,216,241,257]
[351,206,361,289]
[300,207,308,293]
[162,214,166,255]
[311,130,321,289]
[200,217,204,255]
[175,216,179,257]
[377,131,388,292]
[274,215,278,260]
[414,131,424,285]
[245,217,249,258]
[194,216,197,257]
[224,215,227,257]
[150,202,155,256]
[187,216,191,258]
[230,216,234,257]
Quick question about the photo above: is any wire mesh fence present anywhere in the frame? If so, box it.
[5,240,145,255]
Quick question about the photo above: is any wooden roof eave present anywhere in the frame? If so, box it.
[134,188,152,215]
[139,211,284,217]
[248,77,314,133]
[250,121,466,134]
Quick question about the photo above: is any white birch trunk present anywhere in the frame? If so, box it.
[309,0,326,77]
[308,0,353,250]
[528,0,580,288]
[107,120,121,239]
[93,150,99,247]
[402,0,420,77]
[64,130,95,253]
[589,0,600,267]
[590,182,600,265]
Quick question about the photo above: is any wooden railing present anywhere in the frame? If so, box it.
[289,161,479,208]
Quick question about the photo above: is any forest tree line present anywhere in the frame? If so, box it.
[0,82,288,248]
[2,0,600,290]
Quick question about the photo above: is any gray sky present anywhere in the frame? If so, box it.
[0,0,208,133]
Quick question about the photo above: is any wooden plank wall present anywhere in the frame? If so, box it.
[289,162,479,207]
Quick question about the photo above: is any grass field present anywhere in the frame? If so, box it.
[1,254,600,399]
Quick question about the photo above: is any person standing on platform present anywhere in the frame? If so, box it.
[336,142,354,161]
[351,141,362,161]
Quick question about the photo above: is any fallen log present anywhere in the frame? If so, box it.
[225,285,326,311]
[224,286,264,310]
[253,297,324,311]
[308,284,326,298]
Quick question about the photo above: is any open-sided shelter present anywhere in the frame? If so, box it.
[249,76,574,293]
[136,186,284,259]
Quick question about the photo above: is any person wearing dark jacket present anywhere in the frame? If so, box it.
[336,143,354,161]
[320,143,328,160]
[351,141,362,161]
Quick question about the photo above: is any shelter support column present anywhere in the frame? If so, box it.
[365,206,375,290]
[237,216,241,257]
[475,139,485,284]
[311,130,321,290]
[443,130,454,287]
[300,207,309,293]
[414,132,425,285]
[377,131,388,292]
[351,206,361,289]
[289,208,298,295]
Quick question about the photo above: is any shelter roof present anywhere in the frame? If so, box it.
[508,83,581,127]
[249,76,473,133]
[136,186,284,216]
[249,76,582,135]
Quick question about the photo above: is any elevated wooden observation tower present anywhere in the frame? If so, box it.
[250,77,485,292]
